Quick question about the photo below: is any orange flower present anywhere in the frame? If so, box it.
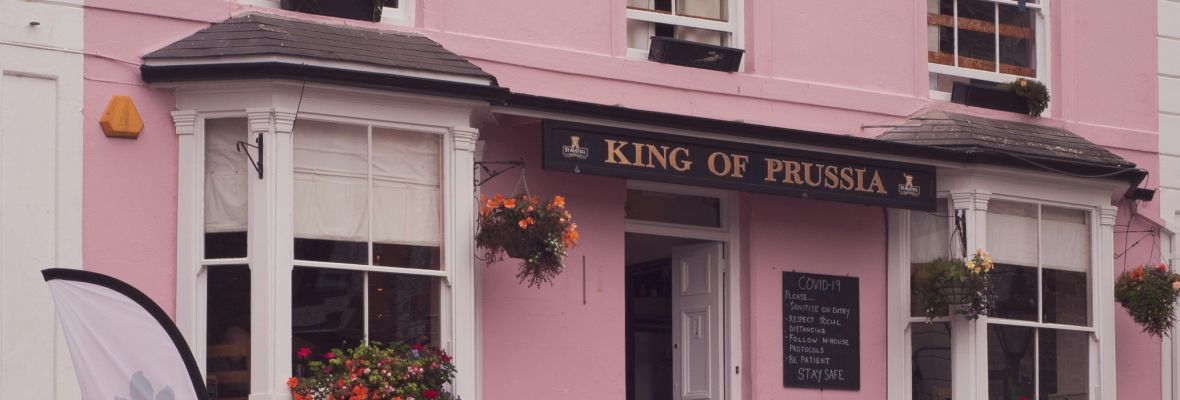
[503,198,517,209]
[1160,262,1170,273]
[518,216,535,229]
[553,195,566,208]
[287,377,298,389]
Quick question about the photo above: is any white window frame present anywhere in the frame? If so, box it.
[927,0,1051,102]
[234,0,416,27]
[887,167,1123,400]
[172,81,482,400]
[624,0,745,59]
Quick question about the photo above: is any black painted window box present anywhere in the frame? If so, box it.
[282,0,380,22]
[648,36,744,73]
[950,81,1029,115]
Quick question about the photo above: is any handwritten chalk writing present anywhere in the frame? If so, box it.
[783,272,859,390]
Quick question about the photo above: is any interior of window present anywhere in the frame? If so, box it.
[927,0,1039,92]
[626,0,730,50]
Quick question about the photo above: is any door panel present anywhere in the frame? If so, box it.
[671,242,723,400]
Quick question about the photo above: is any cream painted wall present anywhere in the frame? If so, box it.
[0,0,84,399]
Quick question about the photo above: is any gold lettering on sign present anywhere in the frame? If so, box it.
[646,144,670,169]
[839,167,855,190]
[801,163,823,187]
[765,159,783,182]
[708,152,731,177]
[670,147,692,171]
[605,140,631,165]
[854,168,867,192]
[823,165,839,189]
[785,161,802,184]
[868,171,887,194]
[732,155,749,178]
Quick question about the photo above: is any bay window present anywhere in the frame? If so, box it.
[173,83,481,400]
[927,0,1048,96]
[892,188,1116,400]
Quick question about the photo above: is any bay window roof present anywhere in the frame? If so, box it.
[141,13,505,101]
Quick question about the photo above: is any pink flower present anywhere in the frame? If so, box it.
[324,351,335,359]
[297,347,312,359]
[423,389,439,399]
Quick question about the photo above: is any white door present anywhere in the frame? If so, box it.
[0,0,84,398]
[671,242,724,400]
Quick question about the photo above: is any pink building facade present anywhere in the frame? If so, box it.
[3,0,1172,399]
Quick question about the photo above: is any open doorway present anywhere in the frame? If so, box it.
[626,232,724,400]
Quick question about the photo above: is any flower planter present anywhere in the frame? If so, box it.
[648,36,745,72]
[283,0,381,22]
[935,279,973,305]
[951,81,1030,115]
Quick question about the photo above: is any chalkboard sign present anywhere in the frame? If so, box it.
[782,271,860,390]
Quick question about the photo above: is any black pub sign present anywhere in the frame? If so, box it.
[541,120,936,210]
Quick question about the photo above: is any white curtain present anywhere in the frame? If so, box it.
[204,118,249,233]
[987,200,1039,267]
[910,202,949,263]
[293,121,440,246]
[1041,206,1089,272]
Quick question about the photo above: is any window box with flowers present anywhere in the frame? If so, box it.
[477,193,578,287]
[289,341,456,400]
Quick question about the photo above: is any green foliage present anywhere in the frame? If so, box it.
[290,341,456,400]
[912,250,996,321]
[1003,78,1050,117]
[1114,263,1180,338]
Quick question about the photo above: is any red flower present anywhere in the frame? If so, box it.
[413,343,424,351]
[1160,262,1170,273]
[423,389,439,399]
[297,347,312,359]
[324,351,336,359]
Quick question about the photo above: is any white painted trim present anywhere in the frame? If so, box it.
[144,54,493,86]
[625,8,735,33]
[624,0,744,53]
[885,208,912,400]
[622,180,743,400]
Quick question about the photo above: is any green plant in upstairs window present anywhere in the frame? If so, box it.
[1115,262,1180,338]
[1002,78,1050,117]
[913,248,997,321]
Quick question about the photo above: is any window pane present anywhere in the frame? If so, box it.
[293,120,369,263]
[987,201,1038,267]
[676,0,725,21]
[991,264,1037,321]
[292,267,364,359]
[1042,269,1089,326]
[911,201,950,317]
[205,118,249,259]
[206,266,250,399]
[1041,207,1089,273]
[957,0,997,69]
[372,128,441,270]
[628,19,656,49]
[368,272,441,347]
[912,322,953,400]
[626,189,721,227]
[675,25,726,46]
[997,4,1036,77]
[1039,329,1089,399]
[928,0,955,62]
[987,325,1035,400]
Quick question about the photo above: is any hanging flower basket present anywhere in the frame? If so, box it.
[913,248,997,321]
[477,193,578,287]
[1115,262,1180,338]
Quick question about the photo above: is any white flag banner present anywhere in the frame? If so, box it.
[42,268,207,400]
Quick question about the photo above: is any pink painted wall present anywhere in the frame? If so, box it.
[477,121,628,399]
[745,195,888,399]
[79,0,1164,398]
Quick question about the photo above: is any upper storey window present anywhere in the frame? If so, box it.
[626,0,741,55]
[927,0,1046,96]
[240,0,414,25]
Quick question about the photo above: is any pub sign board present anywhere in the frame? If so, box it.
[541,120,936,210]
[782,272,860,390]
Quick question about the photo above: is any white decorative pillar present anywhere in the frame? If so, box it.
[1098,205,1117,400]
[885,209,911,400]
[449,126,479,400]
[947,191,986,400]
[172,110,202,359]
